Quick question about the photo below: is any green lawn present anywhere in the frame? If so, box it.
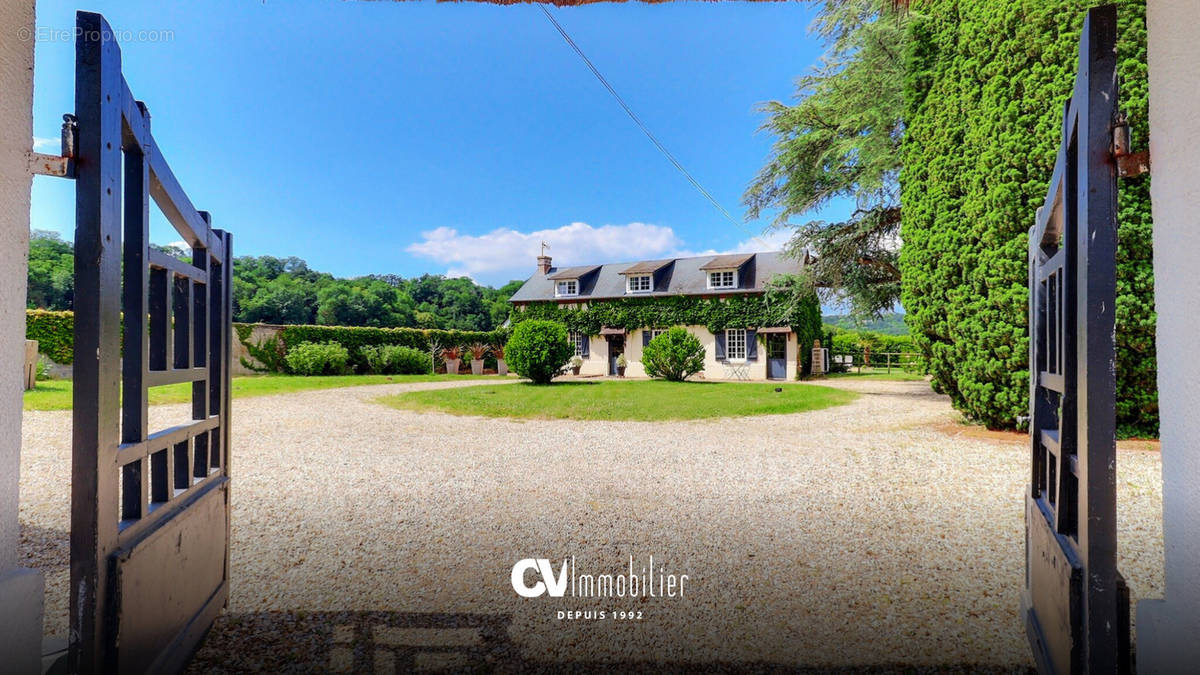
[377,379,858,421]
[23,374,504,411]
[823,370,928,382]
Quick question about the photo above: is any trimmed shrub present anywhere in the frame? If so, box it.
[231,323,508,374]
[901,0,1156,434]
[26,310,74,364]
[642,327,705,382]
[276,324,505,374]
[359,345,432,375]
[505,320,573,385]
[285,341,350,376]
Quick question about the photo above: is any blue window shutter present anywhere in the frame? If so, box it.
[715,331,726,360]
[643,330,652,347]
[746,330,758,360]
[580,336,589,357]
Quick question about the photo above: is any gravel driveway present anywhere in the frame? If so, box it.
[19,378,1163,672]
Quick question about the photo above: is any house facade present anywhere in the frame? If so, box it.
[508,251,810,381]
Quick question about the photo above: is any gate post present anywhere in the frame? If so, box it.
[1136,0,1200,671]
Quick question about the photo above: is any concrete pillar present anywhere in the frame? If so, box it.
[1137,2,1200,673]
[0,1,45,673]
[23,340,37,390]
[810,340,824,376]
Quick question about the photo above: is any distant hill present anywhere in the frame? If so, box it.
[822,313,909,335]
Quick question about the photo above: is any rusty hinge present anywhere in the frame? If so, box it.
[29,114,77,179]
[1112,111,1150,178]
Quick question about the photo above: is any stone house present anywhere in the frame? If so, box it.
[508,251,807,380]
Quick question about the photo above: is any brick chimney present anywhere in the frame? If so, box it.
[537,255,553,275]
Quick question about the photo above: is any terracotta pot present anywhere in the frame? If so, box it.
[571,366,581,376]
[470,359,484,375]
[617,366,627,377]
[444,358,461,374]
[497,359,508,376]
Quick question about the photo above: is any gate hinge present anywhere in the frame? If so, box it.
[1111,112,1150,178]
[29,114,77,179]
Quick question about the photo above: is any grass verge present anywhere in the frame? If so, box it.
[376,379,858,421]
[823,371,927,382]
[23,374,504,411]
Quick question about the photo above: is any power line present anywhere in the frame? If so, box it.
[537,4,772,250]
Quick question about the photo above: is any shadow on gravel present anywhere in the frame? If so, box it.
[18,521,70,572]
[187,609,1034,674]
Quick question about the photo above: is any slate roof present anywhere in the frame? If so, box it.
[509,251,803,303]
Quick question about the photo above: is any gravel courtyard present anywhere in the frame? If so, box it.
[19,378,1164,672]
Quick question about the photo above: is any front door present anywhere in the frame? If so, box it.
[766,334,787,380]
[608,336,625,375]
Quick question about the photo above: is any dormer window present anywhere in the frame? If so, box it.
[626,274,652,293]
[707,270,737,290]
[555,280,578,297]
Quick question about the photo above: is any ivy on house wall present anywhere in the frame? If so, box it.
[901,0,1156,436]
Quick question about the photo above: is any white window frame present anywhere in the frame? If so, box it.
[555,279,578,297]
[707,269,737,290]
[644,328,669,345]
[626,274,653,293]
[570,331,586,357]
[725,328,747,360]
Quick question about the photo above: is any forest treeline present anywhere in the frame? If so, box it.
[26,230,523,331]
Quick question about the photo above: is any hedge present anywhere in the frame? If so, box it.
[25,310,507,374]
[26,310,75,364]
[826,328,915,356]
[238,323,507,374]
[901,0,1157,435]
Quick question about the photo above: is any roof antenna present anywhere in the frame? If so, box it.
[541,241,550,257]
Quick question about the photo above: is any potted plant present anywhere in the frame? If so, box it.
[440,345,463,375]
[570,355,583,376]
[493,343,508,376]
[468,342,489,376]
[616,353,628,377]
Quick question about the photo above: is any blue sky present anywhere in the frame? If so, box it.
[30,0,851,287]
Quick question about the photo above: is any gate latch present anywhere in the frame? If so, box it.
[28,114,77,179]
[1111,111,1150,178]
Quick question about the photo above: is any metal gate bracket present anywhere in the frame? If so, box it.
[29,113,78,179]
[29,152,74,178]
[1112,112,1150,178]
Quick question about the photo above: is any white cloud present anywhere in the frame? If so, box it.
[405,221,795,285]
[672,229,794,259]
[33,137,59,151]
[405,222,684,283]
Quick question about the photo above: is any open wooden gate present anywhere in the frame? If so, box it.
[70,11,232,673]
[1021,5,1130,674]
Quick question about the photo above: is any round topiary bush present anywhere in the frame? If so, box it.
[641,327,705,382]
[285,341,350,376]
[505,320,573,385]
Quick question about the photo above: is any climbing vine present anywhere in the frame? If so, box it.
[511,287,824,374]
